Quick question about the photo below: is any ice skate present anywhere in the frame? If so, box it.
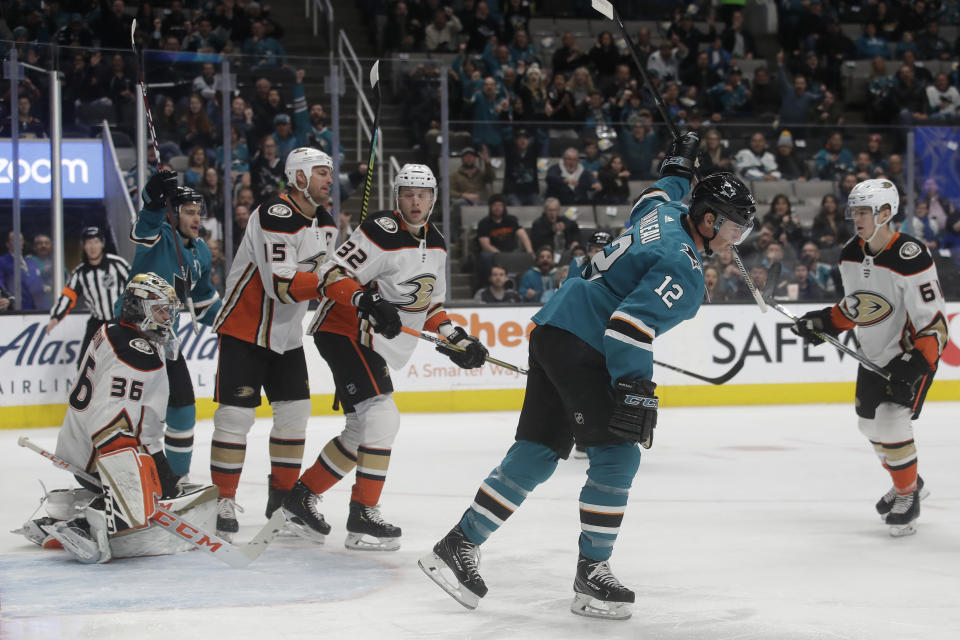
[216,497,243,542]
[265,479,291,518]
[345,501,401,551]
[281,480,330,542]
[571,553,634,620]
[418,524,487,610]
[885,488,920,537]
[42,507,111,564]
[876,476,927,518]
[15,517,62,548]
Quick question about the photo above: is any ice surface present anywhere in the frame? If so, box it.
[2,404,959,640]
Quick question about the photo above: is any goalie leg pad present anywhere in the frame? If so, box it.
[109,484,219,558]
[96,448,162,532]
[45,487,97,520]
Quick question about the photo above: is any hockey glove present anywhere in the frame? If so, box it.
[882,348,931,407]
[790,307,839,346]
[659,132,700,181]
[143,169,178,211]
[355,290,402,339]
[436,326,488,369]
[608,379,658,449]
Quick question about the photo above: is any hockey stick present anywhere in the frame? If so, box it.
[653,356,746,385]
[130,20,200,333]
[357,60,382,223]
[760,264,891,379]
[592,0,768,312]
[400,326,529,375]
[18,436,283,567]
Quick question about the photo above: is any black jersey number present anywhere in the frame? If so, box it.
[919,281,941,302]
[266,243,287,262]
[69,355,96,411]
[110,377,144,401]
[336,240,368,270]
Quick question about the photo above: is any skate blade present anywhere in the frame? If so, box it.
[570,593,632,620]
[345,532,400,551]
[418,552,480,610]
[280,512,328,543]
[888,522,917,537]
[216,530,236,543]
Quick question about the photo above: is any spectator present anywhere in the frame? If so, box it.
[198,167,225,242]
[811,194,852,249]
[503,129,541,206]
[669,10,716,61]
[916,21,951,61]
[482,44,515,84]
[619,115,660,180]
[853,151,874,181]
[178,93,215,153]
[249,77,277,138]
[708,65,750,118]
[810,89,844,126]
[208,239,226,297]
[293,81,342,161]
[764,194,805,252]
[218,125,251,178]
[900,49,933,85]
[184,146,209,188]
[855,22,889,59]
[699,128,732,174]
[475,194,534,289]
[578,89,615,139]
[451,147,495,207]
[750,67,781,117]
[595,154,631,205]
[545,148,601,205]
[271,113,298,158]
[901,200,940,251]
[232,204,251,254]
[242,19,287,68]
[106,53,136,125]
[773,130,806,182]
[55,12,95,49]
[800,241,837,294]
[184,16,224,53]
[813,131,855,182]
[682,52,721,103]
[580,138,603,176]
[425,6,462,52]
[568,67,596,108]
[545,73,577,127]
[926,72,960,121]
[464,1,500,53]
[503,0,532,43]
[250,135,284,200]
[0,96,45,138]
[519,246,558,302]
[918,178,958,230]
[702,265,723,303]
[778,51,823,131]
[509,30,538,67]
[0,231,46,311]
[703,36,732,79]
[153,97,183,160]
[515,64,548,147]
[474,265,523,303]
[589,31,626,83]
[647,40,685,83]
[818,20,855,84]
[890,65,930,128]
[866,132,887,170]
[30,233,56,309]
[787,261,825,301]
[530,197,582,252]
[880,155,906,196]
[603,63,637,106]
[721,10,756,59]
[96,0,134,50]
[735,132,781,182]
[471,76,510,155]
[192,62,221,102]
[552,32,589,77]
[798,50,832,94]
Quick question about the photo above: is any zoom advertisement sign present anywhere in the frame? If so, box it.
[0,139,105,199]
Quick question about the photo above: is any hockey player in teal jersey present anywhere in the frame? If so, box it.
[116,170,222,479]
[420,133,757,620]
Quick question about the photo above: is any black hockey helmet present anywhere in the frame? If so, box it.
[689,172,756,246]
[81,226,104,241]
[588,230,613,248]
[173,186,206,216]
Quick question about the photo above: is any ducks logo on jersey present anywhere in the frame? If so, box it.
[842,290,894,326]
[397,274,436,312]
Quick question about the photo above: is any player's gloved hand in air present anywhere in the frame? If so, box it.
[659,132,700,180]
[143,170,178,211]
[355,290,401,339]
[436,326,488,369]
[608,379,658,449]
[882,348,931,406]
[790,307,839,345]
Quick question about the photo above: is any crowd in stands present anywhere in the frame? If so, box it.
[372,0,960,301]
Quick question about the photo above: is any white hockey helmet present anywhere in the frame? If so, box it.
[846,178,899,244]
[393,163,437,228]
[285,147,333,206]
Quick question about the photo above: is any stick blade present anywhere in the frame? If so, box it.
[369,60,380,89]
[592,0,615,19]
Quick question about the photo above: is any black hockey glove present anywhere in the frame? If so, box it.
[608,379,658,449]
[436,326,488,369]
[143,169,178,210]
[355,290,402,339]
[790,307,839,346]
[882,348,931,407]
[659,132,700,181]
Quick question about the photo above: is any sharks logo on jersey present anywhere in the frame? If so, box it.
[680,243,702,273]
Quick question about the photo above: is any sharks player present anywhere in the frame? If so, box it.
[279,163,488,551]
[792,178,948,537]
[120,173,221,480]
[419,135,757,620]
[210,147,338,539]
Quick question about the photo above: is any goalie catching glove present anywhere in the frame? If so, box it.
[883,348,931,407]
[790,307,840,345]
[354,289,402,339]
[608,379,658,449]
[436,326,488,369]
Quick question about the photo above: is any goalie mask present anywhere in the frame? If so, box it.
[689,172,756,253]
[394,163,437,230]
[285,147,333,208]
[121,272,180,347]
[846,178,899,244]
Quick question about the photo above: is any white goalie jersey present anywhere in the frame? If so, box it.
[56,323,169,473]
[834,232,949,368]
[309,210,449,369]
[214,193,338,353]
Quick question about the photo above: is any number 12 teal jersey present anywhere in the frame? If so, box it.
[533,176,706,385]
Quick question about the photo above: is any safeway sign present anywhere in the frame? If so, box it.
[0,139,105,199]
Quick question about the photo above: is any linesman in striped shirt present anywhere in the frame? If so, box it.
[47,227,130,362]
